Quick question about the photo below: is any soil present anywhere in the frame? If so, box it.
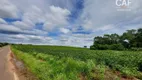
[9,51,38,80]
[0,46,14,80]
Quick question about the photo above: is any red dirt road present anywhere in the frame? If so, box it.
[0,46,14,80]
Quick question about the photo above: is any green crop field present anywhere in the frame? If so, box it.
[11,45,142,80]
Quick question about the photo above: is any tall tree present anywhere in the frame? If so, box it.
[120,29,136,48]
[135,28,142,47]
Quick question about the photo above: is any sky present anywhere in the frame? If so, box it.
[0,0,142,47]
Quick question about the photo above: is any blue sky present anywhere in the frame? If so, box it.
[0,0,142,47]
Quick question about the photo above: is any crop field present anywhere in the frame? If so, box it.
[11,45,142,80]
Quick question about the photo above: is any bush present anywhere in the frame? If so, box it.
[138,62,142,72]
[90,44,109,50]
[90,44,125,50]
[110,44,125,50]
[98,45,109,50]
[130,48,142,51]
[90,45,95,50]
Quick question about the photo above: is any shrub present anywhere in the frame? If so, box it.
[130,47,142,51]
[90,45,95,50]
[90,44,109,50]
[90,44,125,50]
[110,44,125,50]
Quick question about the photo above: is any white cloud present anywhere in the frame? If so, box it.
[30,29,48,35]
[0,18,7,24]
[95,24,114,31]
[14,34,53,44]
[13,21,33,30]
[82,20,93,30]
[0,33,52,44]
[0,24,21,32]
[22,5,45,25]
[57,33,94,47]
[0,23,47,35]
[10,34,28,40]
[0,0,18,18]
[79,0,142,31]
[21,29,48,35]
[43,6,71,31]
[60,28,70,34]
[0,0,71,31]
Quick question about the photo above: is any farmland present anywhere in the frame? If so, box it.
[11,45,142,80]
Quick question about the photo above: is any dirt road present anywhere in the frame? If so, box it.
[0,46,14,80]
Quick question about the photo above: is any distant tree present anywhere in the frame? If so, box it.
[135,28,142,48]
[90,28,142,50]
[92,33,123,50]
[119,29,136,48]
[0,42,9,47]
[84,46,87,48]
[110,33,120,44]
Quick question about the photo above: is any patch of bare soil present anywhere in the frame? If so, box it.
[79,72,87,80]
[79,68,139,80]
[113,71,139,80]
[8,52,38,80]
[7,51,18,80]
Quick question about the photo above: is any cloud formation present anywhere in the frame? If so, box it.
[43,6,71,31]
[0,0,142,47]
[80,0,142,32]
[0,0,18,18]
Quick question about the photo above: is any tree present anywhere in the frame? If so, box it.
[90,28,142,50]
[92,33,123,50]
[110,33,120,44]
[120,29,136,48]
[135,28,142,48]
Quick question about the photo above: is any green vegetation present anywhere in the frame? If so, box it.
[12,45,142,80]
[91,28,142,50]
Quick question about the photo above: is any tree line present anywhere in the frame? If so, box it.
[0,42,9,47]
[90,28,142,50]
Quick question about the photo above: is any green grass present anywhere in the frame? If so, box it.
[11,45,142,80]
